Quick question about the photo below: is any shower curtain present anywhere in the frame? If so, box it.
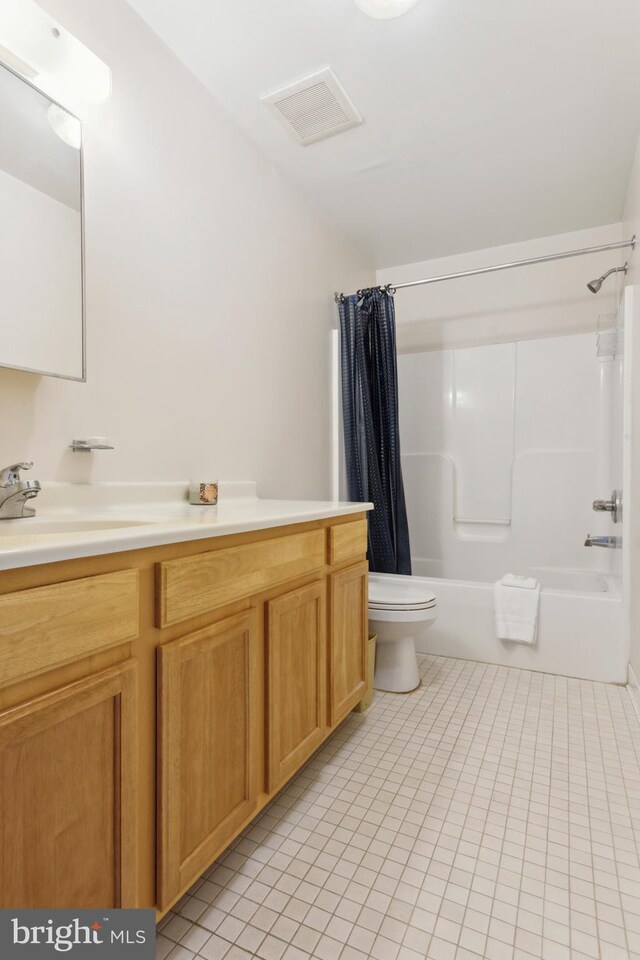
[338,287,412,575]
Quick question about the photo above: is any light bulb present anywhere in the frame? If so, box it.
[353,0,420,19]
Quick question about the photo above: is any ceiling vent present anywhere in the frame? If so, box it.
[261,67,363,146]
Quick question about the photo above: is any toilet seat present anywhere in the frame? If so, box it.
[369,599,436,611]
[368,574,436,609]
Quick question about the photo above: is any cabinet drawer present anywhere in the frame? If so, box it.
[157,530,325,628]
[328,519,367,566]
[0,570,139,687]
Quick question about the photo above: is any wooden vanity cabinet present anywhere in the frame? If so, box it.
[157,611,260,908]
[0,512,368,915]
[329,561,369,726]
[0,661,137,909]
[266,579,327,793]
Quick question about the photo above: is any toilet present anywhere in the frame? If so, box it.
[368,573,437,693]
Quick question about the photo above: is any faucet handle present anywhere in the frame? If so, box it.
[0,461,33,485]
[592,489,622,524]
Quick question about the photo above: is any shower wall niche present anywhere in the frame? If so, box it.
[398,330,617,584]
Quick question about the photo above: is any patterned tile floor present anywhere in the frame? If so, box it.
[157,655,640,960]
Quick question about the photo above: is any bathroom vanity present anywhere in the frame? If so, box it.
[0,486,371,915]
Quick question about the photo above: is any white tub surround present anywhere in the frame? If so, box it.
[0,481,373,570]
[413,575,624,683]
[398,332,615,582]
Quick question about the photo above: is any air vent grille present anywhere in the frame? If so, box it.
[261,68,363,146]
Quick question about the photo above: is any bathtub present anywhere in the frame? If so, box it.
[410,568,625,683]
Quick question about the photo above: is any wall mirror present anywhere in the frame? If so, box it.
[0,61,84,380]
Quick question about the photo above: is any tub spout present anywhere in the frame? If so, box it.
[584,534,621,548]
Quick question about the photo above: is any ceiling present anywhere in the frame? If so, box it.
[127,0,640,268]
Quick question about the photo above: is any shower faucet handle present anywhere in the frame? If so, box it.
[592,499,615,511]
[592,489,622,524]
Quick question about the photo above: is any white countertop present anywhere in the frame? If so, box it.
[0,481,373,571]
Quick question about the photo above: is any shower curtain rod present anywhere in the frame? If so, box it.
[334,236,636,302]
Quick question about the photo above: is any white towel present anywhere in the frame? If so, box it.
[494,575,540,644]
[501,573,537,590]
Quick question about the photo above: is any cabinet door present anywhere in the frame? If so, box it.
[329,561,368,727]
[266,580,326,792]
[0,661,137,908]
[157,610,259,909]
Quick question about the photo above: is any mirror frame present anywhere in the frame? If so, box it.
[0,59,86,382]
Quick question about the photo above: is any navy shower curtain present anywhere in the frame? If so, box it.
[338,288,412,575]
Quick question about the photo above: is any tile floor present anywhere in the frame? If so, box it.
[157,655,640,960]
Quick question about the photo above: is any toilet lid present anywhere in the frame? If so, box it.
[368,577,436,608]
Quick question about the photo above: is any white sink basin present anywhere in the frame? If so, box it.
[0,518,151,536]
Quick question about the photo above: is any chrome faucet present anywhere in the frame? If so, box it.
[0,462,41,519]
[584,534,621,549]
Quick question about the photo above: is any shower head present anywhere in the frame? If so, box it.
[587,263,627,294]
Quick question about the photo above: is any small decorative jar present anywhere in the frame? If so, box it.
[189,480,218,505]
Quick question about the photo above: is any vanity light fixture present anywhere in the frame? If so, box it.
[47,103,82,149]
[0,0,111,118]
[353,0,421,19]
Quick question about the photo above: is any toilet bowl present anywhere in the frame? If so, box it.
[368,573,437,693]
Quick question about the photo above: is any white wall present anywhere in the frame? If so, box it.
[0,0,372,497]
[623,134,640,677]
[377,224,624,353]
